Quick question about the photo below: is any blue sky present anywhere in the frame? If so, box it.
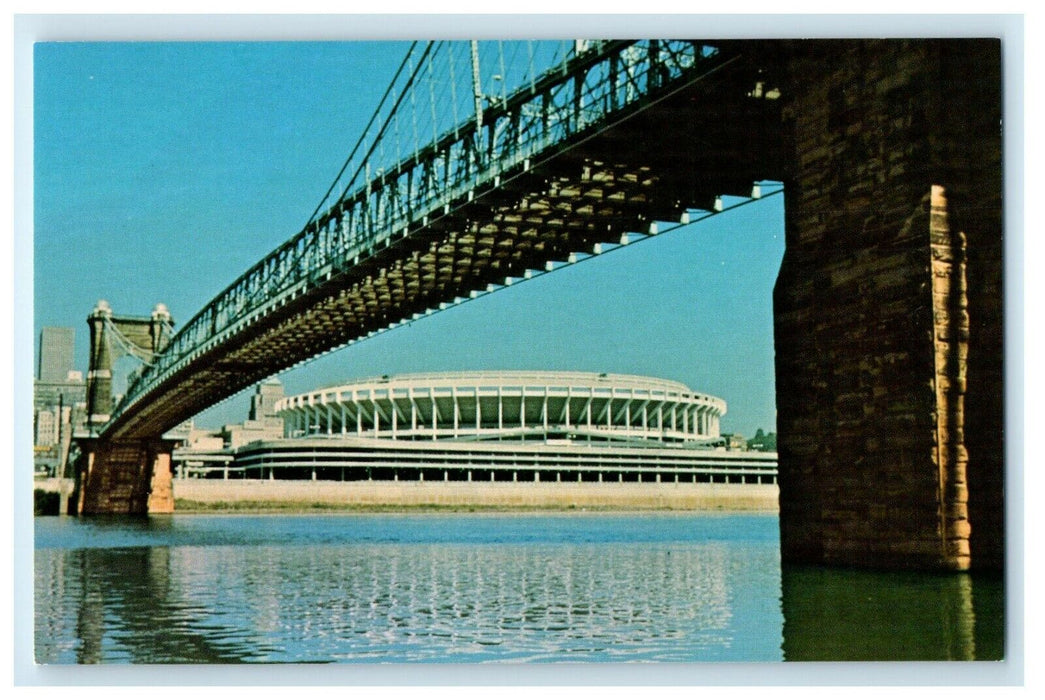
[33,41,784,436]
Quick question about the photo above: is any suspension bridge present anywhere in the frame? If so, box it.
[71,39,1004,574]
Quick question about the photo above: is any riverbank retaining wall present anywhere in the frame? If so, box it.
[36,478,779,511]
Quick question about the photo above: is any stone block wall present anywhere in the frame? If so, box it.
[73,439,175,515]
[773,40,1003,570]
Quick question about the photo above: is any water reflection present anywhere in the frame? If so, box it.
[35,514,784,663]
[35,546,279,663]
[780,565,1004,661]
[34,515,1004,664]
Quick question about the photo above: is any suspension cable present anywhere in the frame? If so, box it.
[325,42,435,228]
[103,317,156,366]
[305,41,422,228]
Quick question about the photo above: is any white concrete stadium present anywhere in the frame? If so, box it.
[225,372,777,485]
[277,371,727,445]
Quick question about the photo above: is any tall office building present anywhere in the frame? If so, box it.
[249,377,284,424]
[38,327,75,383]
[33,327,85,472]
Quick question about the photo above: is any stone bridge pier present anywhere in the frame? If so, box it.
[71,438,176,515]
[772,39,1003,571]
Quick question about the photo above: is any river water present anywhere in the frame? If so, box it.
[33,513,1004,664]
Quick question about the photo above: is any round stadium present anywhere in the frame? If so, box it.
[227,371,777,485]
[278,371,727,445]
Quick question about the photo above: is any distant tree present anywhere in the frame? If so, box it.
[747,429,776,452]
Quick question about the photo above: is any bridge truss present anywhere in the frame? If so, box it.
[102,39,782,441]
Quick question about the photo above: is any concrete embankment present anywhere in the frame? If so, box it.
[35,478,779,512]
[175,479,778,512]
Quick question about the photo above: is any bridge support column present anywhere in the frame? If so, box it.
[773,40,1002,571]
[146,446,175,514]
[71,438,177,515]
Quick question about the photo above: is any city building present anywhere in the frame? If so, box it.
[222,377,285,448]
[38,327,75,384]
[211,371,777,484]
[172,379,285,477]
[33,327,86,475]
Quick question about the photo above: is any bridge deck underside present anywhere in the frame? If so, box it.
[110,56,782,441]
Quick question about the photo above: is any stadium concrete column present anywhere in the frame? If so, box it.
[452,388,460,437]
[564,389,572,429]
[542,389,549,431]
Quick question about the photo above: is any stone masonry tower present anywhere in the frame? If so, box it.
[772,40,1003,572]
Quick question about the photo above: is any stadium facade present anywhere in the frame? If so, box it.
[226,371,777,484]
